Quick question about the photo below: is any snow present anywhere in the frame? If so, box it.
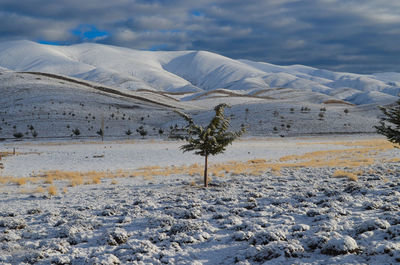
[1,40,400,264]
[0,69,386,141]
[1,136,400,264]
[0,40,399,106]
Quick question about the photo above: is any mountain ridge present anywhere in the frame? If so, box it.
[0,40,399,106]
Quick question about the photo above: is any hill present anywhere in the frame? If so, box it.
[0,40,399,139]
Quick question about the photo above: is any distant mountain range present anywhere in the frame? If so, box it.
[0,40,399,139]
[1,40,399,105]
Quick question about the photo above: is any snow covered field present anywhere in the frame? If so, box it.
[1,136,400,264]
[0,40,399,264]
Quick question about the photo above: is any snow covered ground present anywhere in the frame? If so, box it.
[0,40,399,264]
[1,136,400,264]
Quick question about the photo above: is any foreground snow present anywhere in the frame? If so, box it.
[0,136,400,264]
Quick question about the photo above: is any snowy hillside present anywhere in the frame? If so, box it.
[0,40,399,140]
[0,40,399,105]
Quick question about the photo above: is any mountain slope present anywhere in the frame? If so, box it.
[0,40,399,106]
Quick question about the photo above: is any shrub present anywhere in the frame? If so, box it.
[13,132,24,139]
[72,128,80,136]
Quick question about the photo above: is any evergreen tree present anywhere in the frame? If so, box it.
[72,128,80,136]
[375,100,400,144]
[96,128,104,138]
[125,129,132,137]
[177,104,246,187]
[136,126,148,138]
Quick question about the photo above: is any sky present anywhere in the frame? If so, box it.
[1,0,400,74]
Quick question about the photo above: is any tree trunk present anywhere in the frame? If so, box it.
[204,154,208,187]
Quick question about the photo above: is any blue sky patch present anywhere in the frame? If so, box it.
[71,25,109,41]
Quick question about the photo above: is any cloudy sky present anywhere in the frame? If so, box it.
[1,0,399,73]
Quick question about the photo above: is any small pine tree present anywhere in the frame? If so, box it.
[72,128,80,136]
[136,126,147,138]
[96,128,104,141]
[125,129,132,137]
[375,100,400,144]
[96,128,104,137]
[177,104,246,187]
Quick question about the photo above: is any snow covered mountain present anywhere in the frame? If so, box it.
[0,40,399,105]
[0,40,399,140]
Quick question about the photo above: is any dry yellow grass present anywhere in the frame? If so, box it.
[190,180,197,186]
[387,157,400,163]
[111,179,118,185]
[332,170,358,181]
[117,138,393,179]
[1,138,396,191]
[34,186,45,193]
[48,185,57,196]
[0,152,9,157]
[44,177,53,184]
[15,178,27,186]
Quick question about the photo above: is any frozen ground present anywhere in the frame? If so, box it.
[0,135,378,177]
[1,136,400,264]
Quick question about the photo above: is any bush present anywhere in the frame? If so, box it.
[13,132,23,139]
[72,128,80,136]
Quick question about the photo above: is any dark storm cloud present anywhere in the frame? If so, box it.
[1,0,399,73]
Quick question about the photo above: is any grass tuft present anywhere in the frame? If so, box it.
[332,170,358,181]
[48,185,57,196]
